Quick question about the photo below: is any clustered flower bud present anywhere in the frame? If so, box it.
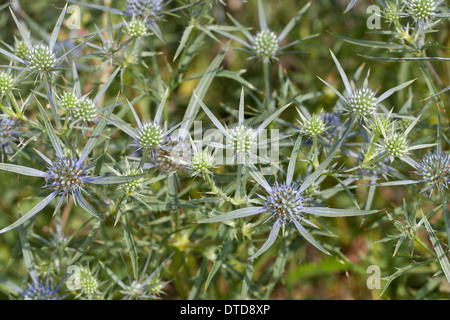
[28,44,57,73]
[383,133,409,158]
[137,122,164,149]
[60,90,80,110]
[14,40,29,61]
[227,125,257,155]
[303,114,326,137]
[73,266,99,298]
[406,0,437,21]
[71,97,96,123]
[190,149,215,174]
[126,18,149,37]
[347,87,377,117]
[0,71,14,95]
[253,30,279,60]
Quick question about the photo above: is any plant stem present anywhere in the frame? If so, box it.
[312,136,319,169]
[262,60,272,111]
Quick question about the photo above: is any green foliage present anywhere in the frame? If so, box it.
[0,0,449,301]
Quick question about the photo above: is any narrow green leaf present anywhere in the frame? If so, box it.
[122,213,138,280]
[204,230,233,290]
[249,219,281,260]
[69,219,102,265]
[292,219,330,255]
[36,99,64,158]
[197,206,267,223]
[422,214,450,283]
[181,44,228,133]
[302,206,379,217]
[257,0,268,31]
[85,173,146,185]
[0,163,47,177]
[0,192,57,234]
[75,193,103,220]
[173,25,193,61]
[49,4,67,51]
[278,2,311,42]
[300,117,356,193]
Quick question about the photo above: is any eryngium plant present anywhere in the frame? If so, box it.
[0,0,449,301]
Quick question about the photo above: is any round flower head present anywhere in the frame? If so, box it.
[265,182,305,224]
[227,125,258,156]
[137,122,164,149]
[416,151,450,192]
[125,280,145,298]
[71,97,96,123]
[23,282,59,300]
[45,156,87,196]
[28,44,57,73]
[347,87,377,117]
[384,1,402,22]
[383,133,409,158]
[0,71,14,95]
[126,18,149,37]
[405,0,438,22]
[73,266,99,298]
[14,40,29,61]
[303,114,326,137]
[190,149,215,175]
[123,168,144,193]
[253,30,279,60]
[0,117,19,148]
[321,112,342,141]
[127,0,165,20]
[59,90,80,110]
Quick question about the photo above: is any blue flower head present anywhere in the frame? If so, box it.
[127,0,166,21]
[416,151,450,194]
[22,282,60,300]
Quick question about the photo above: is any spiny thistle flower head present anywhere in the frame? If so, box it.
[14,40,29,61]
[265,183,305,224]
[123,168,144,193]
[321,112,341,141]
[190,149,215,174]
[303,114,326,137]
[405,0,438,21]
[0,118,19,147]
[126,18,149,37]
[71,97,96,123]
[227,125,257,155]
[384,1,402,22]
[0,71,14,95]
[28,44,57,73]
[59,90,80,110]
[416,151,450,191]
[125,280,145,298]
[45,156,87,195]
[73,266,99,297]
[252,30,279,60]
[23,282,59,300]
[347,87,377,117]
[137,122,164,149]
[127,0,165,19]
[383,133,409,158]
